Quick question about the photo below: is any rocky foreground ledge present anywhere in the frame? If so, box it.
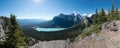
[30,21,120,48]
[69,20,120,48]
[30,40,69,48]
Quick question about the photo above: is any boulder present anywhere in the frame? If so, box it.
[102,21,118,32]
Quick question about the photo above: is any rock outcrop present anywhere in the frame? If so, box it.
[0,19,5,42]
[102,21,118,31]
[30,40,69,48]
[69,20,120,48]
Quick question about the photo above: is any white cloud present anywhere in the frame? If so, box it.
[17,16,52,20]
[88,14,93,17]
[83,14,87,16]
[82,13,93,17]
[119,9,120,11]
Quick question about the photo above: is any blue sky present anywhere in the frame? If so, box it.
[0,0,120,20]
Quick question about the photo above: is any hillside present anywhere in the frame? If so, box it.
[69,20,120,48]
[30,20,120,48]
[0,0,120,48]
[0,15,38,48]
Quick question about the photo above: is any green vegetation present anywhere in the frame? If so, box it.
[92,1,119,24]
[0,14,28,48]
[80,24,101,38]
[23,23,83,41]
[0,0,119,46]
[23,0,120,42]
[78,0,120,39]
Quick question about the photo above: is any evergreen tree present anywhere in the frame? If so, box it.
[111,0,115,17]
[5,14,27,48]
[93,8,99,24]
[96,8,99,17]
[107,9,111,21]
[108,9,111,16]
[115,7,119,19]
[97,8,107,23]
[100,8,106,16]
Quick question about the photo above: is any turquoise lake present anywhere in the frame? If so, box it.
[35,28,66,32]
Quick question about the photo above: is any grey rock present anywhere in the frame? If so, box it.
[30,40,69,48]
[102,21,118,32]
[0,19,5,42]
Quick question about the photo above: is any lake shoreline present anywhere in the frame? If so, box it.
[34,28,66,32]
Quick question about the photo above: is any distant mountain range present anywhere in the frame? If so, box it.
[53,13,84,28]
[17,13,93,28]
[17,19,47,26]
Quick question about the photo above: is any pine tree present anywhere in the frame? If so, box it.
[108,9,111,21]
[108,9,111,16]
[5,14,27,48]
[115,7,119,19]
[111,0,115,17]
[98,8,107,23]
[95,8,99,20]
[93,8,99,24]
[96,8,99,17]
[100,8,106,16]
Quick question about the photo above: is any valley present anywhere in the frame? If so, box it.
[0,0,120,48]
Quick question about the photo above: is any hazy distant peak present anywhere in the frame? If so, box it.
[71,11,80,16]
[118,9,120,11]
[59,13,65,16]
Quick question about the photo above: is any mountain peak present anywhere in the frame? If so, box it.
[71,11,79,16]
[53,13,83,28]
